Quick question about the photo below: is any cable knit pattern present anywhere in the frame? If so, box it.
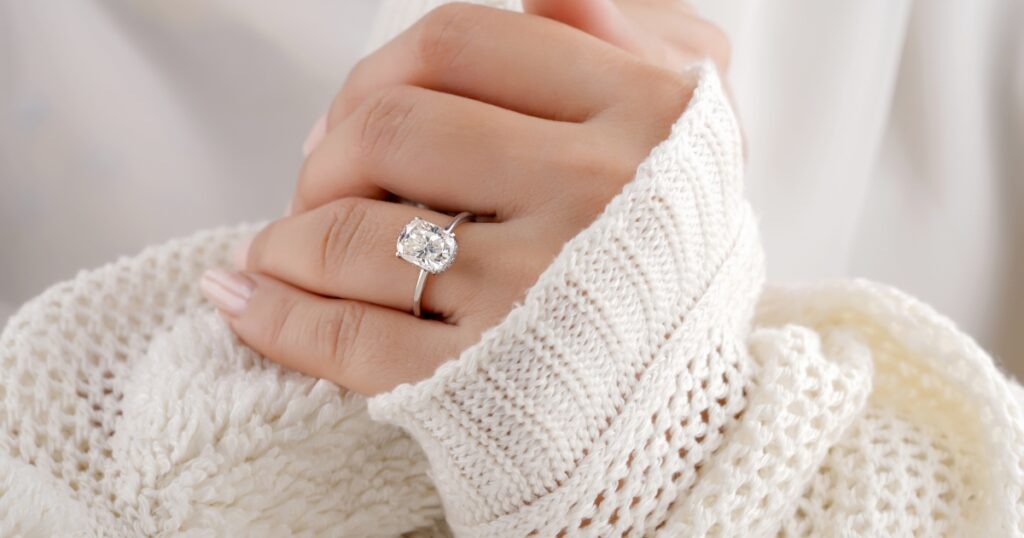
[1,1,1023,536]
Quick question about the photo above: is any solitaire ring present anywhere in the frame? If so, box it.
[395,211,474,317]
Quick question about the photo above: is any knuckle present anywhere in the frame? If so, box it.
[415,3,479,70]
[629,62,695,126]
[334,58,370,118]
[318,198,371,279]
[320,303,369,376]
[245,225,272,271]
[695,19,731,70]
[646,64,694,106]
[354,86,419,168]
[554,133,643,227]
[294,150,331,210]
[565,133,638,190]
[266,293,300,351]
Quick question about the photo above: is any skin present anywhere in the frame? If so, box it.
[201,0,731,396]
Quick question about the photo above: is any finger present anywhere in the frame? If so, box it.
[293,85,585,217]
[615,2,731,71]
[523,0,647,55]
[200,269,465,395]
[244,197,501,319]
[328,3,639,126]
[527,0,712,74]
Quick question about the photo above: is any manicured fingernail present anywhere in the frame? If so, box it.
[232,236,252,270]
[200,268,254,316]
[302,114,327,157]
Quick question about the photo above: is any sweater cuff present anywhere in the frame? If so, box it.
[367,62,762,535]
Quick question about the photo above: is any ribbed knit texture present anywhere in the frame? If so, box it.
[1,1,1022,536]
[364,58,762,536]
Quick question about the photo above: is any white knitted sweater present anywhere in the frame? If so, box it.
[2,1,1023,536]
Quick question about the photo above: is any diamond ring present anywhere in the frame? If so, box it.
[395,211,474,317]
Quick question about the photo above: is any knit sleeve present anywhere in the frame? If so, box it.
[366,61,763,537]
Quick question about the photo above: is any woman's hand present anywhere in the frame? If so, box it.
[201,1,730,395]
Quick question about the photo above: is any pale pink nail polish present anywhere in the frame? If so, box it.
[200,268,255,316]
[232,237,252,270]
[302,114,327,157]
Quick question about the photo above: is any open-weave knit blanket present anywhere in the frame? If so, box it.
[2,1,1022,536]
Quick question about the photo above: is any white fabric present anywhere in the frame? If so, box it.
[2,46,1022,536]
[2,0,1022,371]
[697,0,1024,366]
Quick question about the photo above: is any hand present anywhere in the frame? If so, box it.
[201,1,731,395]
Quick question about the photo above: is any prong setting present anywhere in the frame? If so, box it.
[396,217,459,274]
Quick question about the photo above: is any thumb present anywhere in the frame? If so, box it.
[522,0,645,55]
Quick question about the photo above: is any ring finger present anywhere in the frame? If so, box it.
[242,197,513,320]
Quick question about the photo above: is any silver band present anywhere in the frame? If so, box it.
[409,211,473,318]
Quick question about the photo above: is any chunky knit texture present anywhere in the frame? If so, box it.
[2,1,1023,536]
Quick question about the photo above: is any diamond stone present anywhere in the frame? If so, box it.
[396,217,458,274]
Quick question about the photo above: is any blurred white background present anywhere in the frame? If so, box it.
[1,0,1022,374]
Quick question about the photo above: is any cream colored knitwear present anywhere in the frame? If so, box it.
[2,2,1023,536]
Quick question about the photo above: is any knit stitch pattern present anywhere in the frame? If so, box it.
[0,228,444,536]
[366,59,760,537]
[2,1,1023,536]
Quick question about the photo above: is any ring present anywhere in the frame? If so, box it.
[395,211,474,317]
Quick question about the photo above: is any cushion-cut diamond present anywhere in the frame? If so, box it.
[396,217,458,274]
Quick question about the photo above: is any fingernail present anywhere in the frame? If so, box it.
[285,199,295,217]
[232,236,252,270]
[302,114,327,157]
[200,268,255,317]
